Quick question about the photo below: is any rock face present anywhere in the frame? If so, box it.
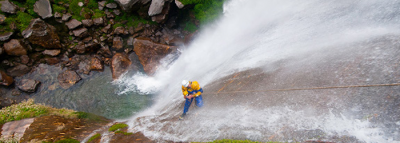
[7,65,31,77]
[0,32,13,41]
[65,19,82,30]
[133,38,176,75]
[111,53,131,79]
[57,70,81,89]
[18,79,41,92]
[0,71,14,86]
[3,39,28,56]
[150,0,171,23]
[22,18,61,49]
[148,0,165,16]
[0,0,18,14]
[0,118,35,141]
[34,0,53,19]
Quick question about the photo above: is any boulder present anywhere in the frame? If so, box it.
[65,19,82,30]
[0,32,13,41]
[148,0,164,16]
[151,0,171,23]
[62,13,72,21]
[34,0,53,19]
[0,14,5,24]
[54,12,62,18]
[77,59,90,74]
[4,39,27,56]
[90,56,103,70]
[111,53,131,79]
[106,3,118,9]
[113,26,127,35]
[57,70,81,89]
[93,17,104,26]
[17,79,40,92]
[82,19,94,27]
[133,38,176,75]
[22,18,61,49]
[42,49,61,56]
[0,71,14,86]
[97,44,112,58]
[0,0,18,14]
[115,0,151,12]
[7,65,31,77]
[113,36,123,50]
[72,27,88,37]
[175,0,184,9]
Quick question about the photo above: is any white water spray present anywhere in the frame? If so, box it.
[116,0,400,142]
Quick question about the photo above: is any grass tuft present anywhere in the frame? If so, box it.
[109,123,128,132]
[87,133,101,143]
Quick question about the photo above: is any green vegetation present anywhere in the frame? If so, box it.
[109,123,128,132]
[53,4,67,13]
[87,133,101,143]
[113,12,156,29]
[92,9,105,19]
[184,21,197,32]
[115,131,133,135]
[16,11,34,30]
[0,99,77,125]
[200,140,283,143]
[54,139,80,143]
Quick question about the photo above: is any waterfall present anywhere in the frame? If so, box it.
[115,0,400,142]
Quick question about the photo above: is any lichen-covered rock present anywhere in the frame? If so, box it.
[58,70,81,89]
[7,65,31,77]
[22,18,61,49]
[34,0,53,19]
[111,53,131,79]
[0,0,18,14]
[0,32,13,41]
[65,19,82,30]
[42,49,61,56]
[0,71,14,86]
[4,39,28,56]
[133,38,176,75]
[17,79,40,92]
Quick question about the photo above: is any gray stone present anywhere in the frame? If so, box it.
[62,13,72,21]
[113,36,123,50]
[78,2,84,7]
[0,32,13,41]
[114,0,151,11]
[42,49,61,56]
[175,0,184,9]
[18,79,40,92]
[3,39,27,56]
[22,18,61,49]
[72,28,88,37]
[98,1,106,10]
[0,14,5,24]
[34,0,53,19]
[151,0,171,23]
[106,3,118,9]
[148,0,165,16]
[0,118,34,141]
[57,70,81,89]
[81,19,94,27]
[93,17,104,26]
[65,19,82,30]
[0,0,18,14]
[54,12,62,18]
[7,65,31,77]
[113,9,121,15]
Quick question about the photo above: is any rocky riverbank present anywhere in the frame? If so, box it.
[0,0,202,108]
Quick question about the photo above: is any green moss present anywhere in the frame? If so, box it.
[184,21,197,32]
[87,0,98,9]
[109,123,128,132]
[179,0,211,5]
[55,139,80,143]
[113,13,156,29]
[92,9,105,19]
[115,131,133,135]
[192,0,224,25]
[16,11,34,30]
[87,133,101,143]
[53,4,67,13]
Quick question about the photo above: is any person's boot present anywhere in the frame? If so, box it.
[179,113,186,120]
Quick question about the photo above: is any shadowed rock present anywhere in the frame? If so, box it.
[82,19,94,27]
[98,1,106,10]
[133,38,176,75]
[0,32,14,41]
[18,79,40,92]
[62,13,72,21]
[0,71,14,86]
[57,70,81,89]
[98,44,113,58]
[0,14,5,24]
[111,53,131,79]
[4,39,27,56]
[113,36,123,50]
[7,65,31,77]
[65,19,82,30]
[42,49,61,56]
[22,18,61,49]
[151,0,171,23]
[0,46,3,55]
[20,55,30,64]
[34,0,53,19]
[0,0,18,14]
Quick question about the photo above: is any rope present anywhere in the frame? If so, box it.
[205,83,400,94]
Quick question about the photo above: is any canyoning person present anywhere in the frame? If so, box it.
[179,80,203,119]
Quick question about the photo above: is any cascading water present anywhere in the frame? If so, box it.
[115,0,400,142]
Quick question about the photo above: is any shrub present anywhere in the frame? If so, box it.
[108,123,128,132]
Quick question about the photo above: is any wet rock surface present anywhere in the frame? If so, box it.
[111,53,131,79]
[57,70,82,89]
[7,65,31,77]
[17,79,40,92]
[0,71,14,86]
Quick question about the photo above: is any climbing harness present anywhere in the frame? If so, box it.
[205,83,400,94]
